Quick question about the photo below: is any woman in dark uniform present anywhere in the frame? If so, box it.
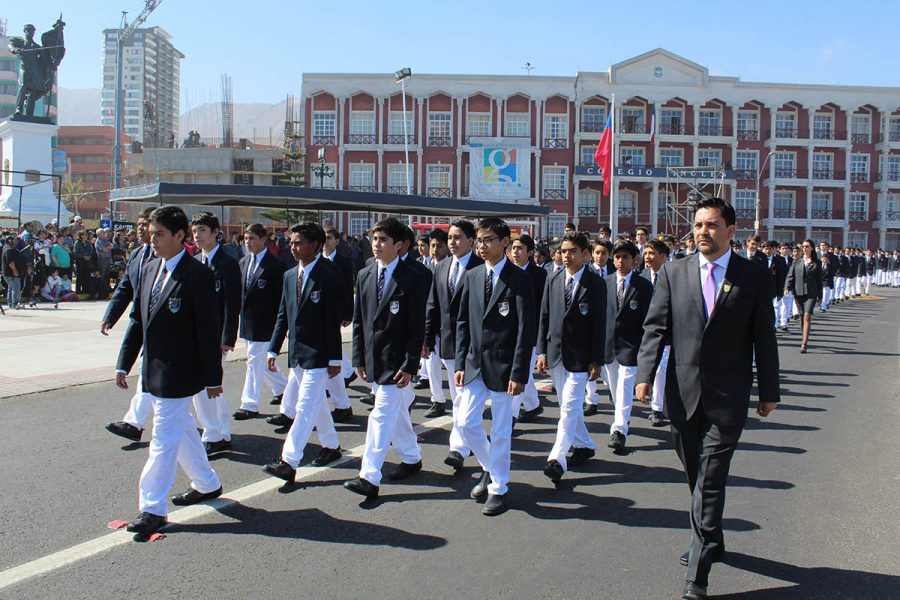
[785,239,821,353]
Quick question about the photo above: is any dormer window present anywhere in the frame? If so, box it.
[655,67,663,78]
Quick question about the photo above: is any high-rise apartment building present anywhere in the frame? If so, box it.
[100,26,183,148]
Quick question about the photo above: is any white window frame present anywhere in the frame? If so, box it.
[542,166,568,198]
[735,150,758,171]
[348,163,375,189]
[581,106,606,129]
[546,213,567,238]
[656,191,673,217]
[734,190,756,210]
[775,112,797,135]
[581,144,597,166]
[849,192,868,216]
[348,211,369,236]
[660,108,684,127]
[312,111,336,137]
[349,111,375,136]
[618,189,637,217]
[620,146,645,167]
[622,107,645,126]
[387,163,413,190]
[851,115,870,138]
[543,113,569,142]
[427,112,452,140]
[699,109,721,131]
[426,164,452,191]
[310,162,337,188]
[698,148,721,167]
[737,111,759,136]
[813,113,834,135]
[505,112,529,137]
[660,148,683,167]
[847,232,867,248]
[578,189,600,214]
[388,111,414,137]
[811,191,832,212]
[467,112,492,138]
[774,152,796,176]
[773,190,795,213]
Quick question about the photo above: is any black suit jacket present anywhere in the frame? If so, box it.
[239,251,286,341]
[201,247,242,347]
[749,250,767,268]
[352,259,427,384]
[268,259,343,369]
[525,260,548,324]
[537,267,606,372]
[604,272,653,366]
[424,253,483,359]
[785,258,822,300]
[838,255,853,277]
[455,259,535,392]
[116,253,223,398]
[636,253,780,429]
[323,251,354,323]
[103,244,151,326]
[765,254,788,299]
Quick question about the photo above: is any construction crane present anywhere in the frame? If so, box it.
[111,0,165,196]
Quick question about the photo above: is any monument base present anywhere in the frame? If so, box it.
[9,113,54,125]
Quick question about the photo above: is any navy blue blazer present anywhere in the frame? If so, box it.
[200,246,242,348]
[424,253,483,359]
[604,271,653,366]
[239,250,286,342]
[103,244,152,326]
[537,267,606,372]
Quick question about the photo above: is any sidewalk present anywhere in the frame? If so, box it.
[0,300,352,399]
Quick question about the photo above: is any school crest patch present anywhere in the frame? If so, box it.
[390,299,400,314]
[257,279,267,289]
[168,298,181,313]
[629,298,638,310]
[498,301,510,317]
[579,302,589,315]
[310,290,320,303]
[215,280,221,293]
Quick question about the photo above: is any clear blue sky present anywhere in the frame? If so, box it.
[5,0,900,105]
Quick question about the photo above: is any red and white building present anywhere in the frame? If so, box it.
[302,49,900,248]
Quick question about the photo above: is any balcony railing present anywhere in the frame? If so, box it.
[876,172,900,182]
[773,208,796,219]
[773,167,804,178]
[348,185,376,193]
[812,129,847,141]
[386,186,412,195]
[876,211,900,221]
[464,135,490,145]
[544,138,568,149]
[811,208,834,219]
[312,135,335,146]
[577,206,599,216]
[851,133,871,144]
[849,172,869,183]
[386,134,415,145]
[346,134,376,144]
[581,122,606,133]
[658,124,685,135]
[428,136,452,147]
[426,187,451,198]
[620,122,647,134]
[737,129,759,141]
[849,210,868,221]
[617,206,636,217]
[774,128,809,139]
[891,132,900,142]
[543,189,567,200]
[812,169,845,181]
[735,207,756,219]
[734,169,757,180]
[698,125,731,136]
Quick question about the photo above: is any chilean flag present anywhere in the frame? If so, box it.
[593,112,614,196]
[649,108,656,145]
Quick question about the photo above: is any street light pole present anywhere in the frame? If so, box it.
[755,150,775,236]
[395,68,412,195]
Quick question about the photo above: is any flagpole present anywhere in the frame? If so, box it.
[610,93,616,236]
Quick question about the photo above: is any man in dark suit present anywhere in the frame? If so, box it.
[507,234,546,423]
[761,240,788,327]
[745,234,766,267]
[424,220,483,470]
[344,218,428,499]
[603,240,653,451]
[103,207,156,443]
[640,239,670,426]
[115,205,224,537]
[190,212,242,454]
[234,223,288,419]
[454,218,535,516]
[635,197,780,599]
[263,223,345,483]
[535,232,605,484]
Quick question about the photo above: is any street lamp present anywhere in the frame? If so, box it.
[755,150,775,236]
[312,147,333,189]
[394,67,412,195]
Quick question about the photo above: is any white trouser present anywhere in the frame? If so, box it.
[821,287,833,311]
[584,365,609,405]
[603,360,637,437]
[359,382,421,486]
[862,275,871,294]
[894,271,900,286]
[772,297,782,330]
[848,277,858,295]
[425,338,446,404]
[123,374,153,429]
[457,376,514,495]
[875,269,883,285]
[548,363,593,472]
[440,357,469,456]
[281,366,339,468]
[193,356,230,443]
[780,292,793,325]
[834,277,843,299]
[325,350,352,410]
[139,395,221,517]
[651,346,669,413]
[513,349,540,413]
[240,340,287,411]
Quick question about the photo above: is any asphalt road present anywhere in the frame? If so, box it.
[0,289,898,599]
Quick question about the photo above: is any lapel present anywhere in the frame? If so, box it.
[563,269,587,317]
[147,254,186,324]
[374,259,400,318]
[706,254,741,330]
[617,277,638,316]
[245,252,265,296]
[484,261,510,318]
[297,260,320,311]
[686,253,707,325]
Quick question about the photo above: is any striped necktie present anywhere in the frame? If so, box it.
[376,266,385,303]
[149,265,167,314]
[565,275,574,311]
[448,259,459,297]
[484,268,493,305]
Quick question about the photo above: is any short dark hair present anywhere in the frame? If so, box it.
[662,235,676,244]
[476,217,511,241]
[514,234,535,253]
[371,217,406,244]
[763,240,779,249]
[561,232,589,251]
[138,207,155,221]
[612,240,639,258]
[149,205,189,238]
[647,239,669,256]
[429,229,448,244]
[598,225,612,235]
[244,223,268,239]
[191,211,220,231]
[635,226,649,236]
[449,219,476,239]
[324,225,339,239]
[290,221,325,247]
[418,235,431,243]
[594,239,613,252]
[564,222,576,230]
[746,234,761,244]
[694,196,736,227]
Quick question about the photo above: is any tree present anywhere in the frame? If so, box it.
[259,208,318,227]
[60,179,92,215]
[275,134,306,186]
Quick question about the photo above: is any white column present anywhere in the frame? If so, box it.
[376,98,383,145]
[650,179,659,234]
[538,99,545,149]
[377,149,384,193]
[573,184,580,228]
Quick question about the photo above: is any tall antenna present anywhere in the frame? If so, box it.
[221,73,233,148]
[522,62,535,75]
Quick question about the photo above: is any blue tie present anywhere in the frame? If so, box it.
[149,265,167,314]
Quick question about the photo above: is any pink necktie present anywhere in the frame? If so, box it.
[703,263,717,320]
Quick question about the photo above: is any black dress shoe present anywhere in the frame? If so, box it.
[413,377,429,390]
[204,439,231,455]
[266,414,294,427]
[543,460,564,483]
[388,460,422,480]
[233,408,259,420]
[344,477,379,499]
[567,447,595,467]
[424,402,446,418]
[482,493,508,516]
[681,581,708,599]
[470,471,491,499]
[517,404,543,423]
[171,486,223,506]
[126,512,167,534]
[263,459,296,483]
[269,394,283,405]
[359,393,375,406]
[105,421,143,442]
[583,403,599,417]
[344,372,357,387]
[680,548,726,567]
[608,431,626,451]
[331,407,353,423]
[650,410,666,427]
[311,446,342,467]
[444,450,464,471]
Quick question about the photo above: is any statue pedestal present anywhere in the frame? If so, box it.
[0,118,72,226]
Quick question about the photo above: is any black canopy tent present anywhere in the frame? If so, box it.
[109,183,550,220]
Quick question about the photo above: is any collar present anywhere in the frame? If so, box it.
[616,270,634,286]
[251,247,268,262]
[300,254,320,277]
[202,245,219,263]
[323,249,336,261]
[161,248,187,274]
[698,248,732,274]
[565,265,586,284]
[376,255,400,281]
[486,256,508,279]
[455,251,473,269]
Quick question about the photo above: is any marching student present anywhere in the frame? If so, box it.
[603,240,653,452]
[115,205,223,536]
[454,218,535,516]
[820,253,835,312]
[536,232,605,484]
[320,226,355,423]
[420,228,450,417]
[761,240,788,330]
[234,224,288,420]
[507,234,546,424]
[640,239,671,426]
[779,243,796,324]
[864,249,875,295]
[263,223,344,483]
[584,239,614,414]
[423,220,483,471]
[344,218,428,499]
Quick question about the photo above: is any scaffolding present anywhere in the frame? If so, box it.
[220,73,233,148]
[662,165,729,240]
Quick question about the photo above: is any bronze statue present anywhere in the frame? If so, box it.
[7,17,66,120]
